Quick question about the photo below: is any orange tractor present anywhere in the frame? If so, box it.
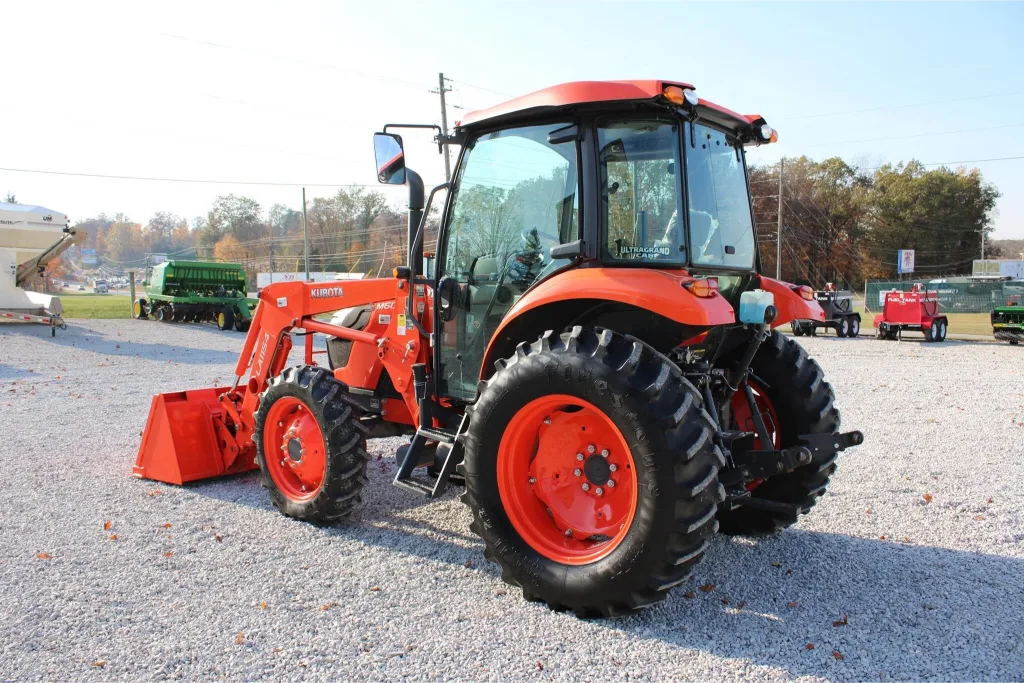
[136,80,862,616]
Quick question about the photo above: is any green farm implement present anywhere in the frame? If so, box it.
[133,260,257,332]
[992,300,1024,345]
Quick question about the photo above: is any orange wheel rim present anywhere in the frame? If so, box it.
[497,395,637,565]
[263,397,327,502]
[730,379,780,491]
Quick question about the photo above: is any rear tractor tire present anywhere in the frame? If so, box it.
[253,365,370,523]
[461,326,725,617]
[217,306,235,331]
[717,331,842,536]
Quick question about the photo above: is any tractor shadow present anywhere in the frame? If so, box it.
[2,321,242,364]
[607,530,1024,681]
[183,465,1023,680]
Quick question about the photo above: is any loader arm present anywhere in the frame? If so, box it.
[135,277,433,485]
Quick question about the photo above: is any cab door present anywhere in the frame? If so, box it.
[434,123,582,401]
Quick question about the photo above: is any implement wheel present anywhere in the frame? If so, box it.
[154,306,168,322]
[133,298,148,320]
[234,315,250,333]
[717,331,841,535]
[254,366,369,522]
[217,306,235,331]
[461,327,724,616]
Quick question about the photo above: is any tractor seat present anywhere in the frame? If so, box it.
[326,305,373,369]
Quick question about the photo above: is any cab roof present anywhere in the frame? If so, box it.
[457,80,772,138]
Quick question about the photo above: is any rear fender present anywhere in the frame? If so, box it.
[481,268,735,378]
[758,275,826,327]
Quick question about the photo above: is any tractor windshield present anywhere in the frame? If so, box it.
[684,123,756,269]
[599,120,685,264]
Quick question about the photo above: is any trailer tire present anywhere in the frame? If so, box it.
[133,298,148,320]
[936,319,947,342]
[837,317,850,337]
[848,316,860,338]
[461,326,725,617]
[717,331,841,536]
[217,307,235,331]
[254,365,370,523]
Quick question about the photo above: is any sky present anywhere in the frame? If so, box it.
[3,1,1023,239]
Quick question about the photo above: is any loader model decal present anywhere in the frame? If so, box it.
[311,286,344,299]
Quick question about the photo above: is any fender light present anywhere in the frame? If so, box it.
[684,279,719,298]
[794,285,815,301]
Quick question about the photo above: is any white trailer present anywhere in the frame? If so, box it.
[0,202,82,335]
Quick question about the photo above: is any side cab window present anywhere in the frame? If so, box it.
[438,123,581,400]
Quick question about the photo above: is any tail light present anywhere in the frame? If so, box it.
[685,279,719,298]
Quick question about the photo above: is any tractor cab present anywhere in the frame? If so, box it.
[374,80,799,403]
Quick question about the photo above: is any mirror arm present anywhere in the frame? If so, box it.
[405,180,450,337]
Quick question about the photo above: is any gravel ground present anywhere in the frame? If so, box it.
[1,319,1022,682]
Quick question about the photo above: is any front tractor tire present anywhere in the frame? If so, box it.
[461,327,725,617]
[717,331,841,535]
[253,366,370,523]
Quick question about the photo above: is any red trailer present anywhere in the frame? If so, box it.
[873,284,948,342]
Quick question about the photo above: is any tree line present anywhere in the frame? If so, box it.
[750,157,1000,287]
[54,155,1002,288]
[63,187,407,283]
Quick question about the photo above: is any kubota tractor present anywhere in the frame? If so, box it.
[135,80,862,616]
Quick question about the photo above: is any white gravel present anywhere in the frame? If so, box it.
[1,319,1022,681]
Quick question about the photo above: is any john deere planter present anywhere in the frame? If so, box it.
[133,260,257,332]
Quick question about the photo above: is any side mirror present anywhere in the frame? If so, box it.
[373,133,406,185]
[437,276,460,322]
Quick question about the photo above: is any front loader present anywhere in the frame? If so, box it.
[136,80,862,616]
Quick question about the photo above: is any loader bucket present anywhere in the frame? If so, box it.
[134,387,258,484]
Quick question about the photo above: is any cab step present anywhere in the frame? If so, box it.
[392,415,468,498]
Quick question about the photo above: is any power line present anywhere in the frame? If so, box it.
[800,122,1024,149]
[0,166,401,188]
[777,89,1021,122]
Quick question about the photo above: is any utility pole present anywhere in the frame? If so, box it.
[776,159,784,280]
[268,230,275,278]
[981,227,985,260]
[431,72,453,182]
[302,187,310,281]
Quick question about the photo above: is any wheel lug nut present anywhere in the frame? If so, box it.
[595,487,603,496]
[609,464,618,472]
[564,529,572,537]
[528,477,536,484]
[576,453,584,461]
[587,444,596,454]
[600,449,609,457]
[543,418,552,425]
[607,479,616,488]
[581,483,590,491]
[573,468,582,476]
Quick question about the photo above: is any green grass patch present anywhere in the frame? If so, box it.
[60,293,132,319]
